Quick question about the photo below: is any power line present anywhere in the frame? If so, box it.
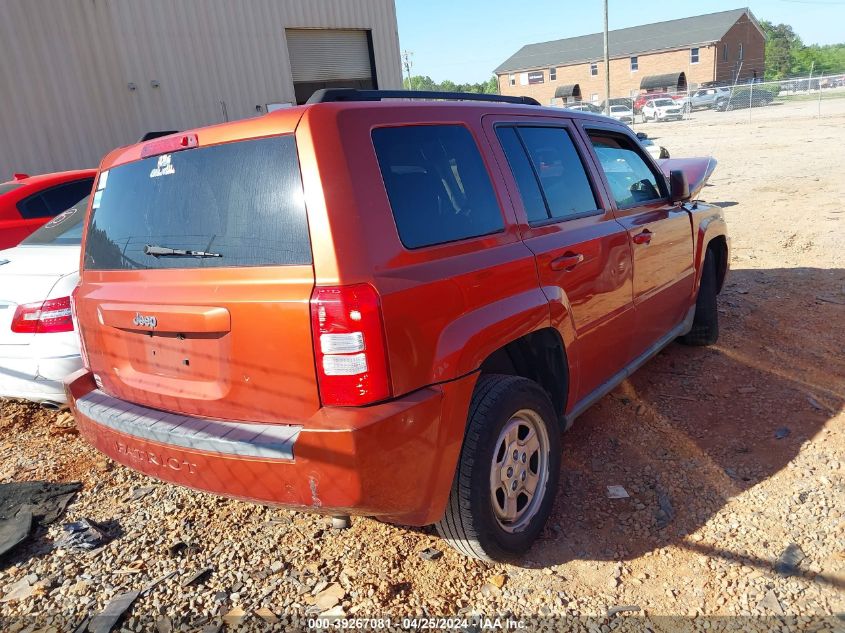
[402,50,414,90]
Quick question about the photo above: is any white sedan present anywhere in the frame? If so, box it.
[641,98,684,122]
[608,104,634,124]
[0,199,87,406]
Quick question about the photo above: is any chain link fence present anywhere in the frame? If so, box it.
[563,72,845,129]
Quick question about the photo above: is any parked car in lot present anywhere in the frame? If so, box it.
[633,92,674,113]
[0,170,95,249]
[65,90,727,562]
[681,87,732,111]
[600,97,634,113]
[641,98,684,122]
[714,88,775,111]
[608,104,635,124]
[0,197,87,406]
[566,102,602,114]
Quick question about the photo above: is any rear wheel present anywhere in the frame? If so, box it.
[679,248,719,346]
[436,375,561,562]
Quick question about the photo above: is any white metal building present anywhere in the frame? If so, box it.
[0,0,403,177]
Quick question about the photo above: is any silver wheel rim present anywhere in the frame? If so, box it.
[489,408,550,533]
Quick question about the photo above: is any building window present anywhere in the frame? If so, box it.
[509,74,515,86]
[739,42,744,60]
[590,63,598,77]
[528,71,544,85]
[549,67,557,81]
[630,56,638,72]
[690,47,699,64]
[520,72,529,86]
[722,44,728,61]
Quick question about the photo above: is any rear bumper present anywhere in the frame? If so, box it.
[0,352,82,404]
[65,369,477,526]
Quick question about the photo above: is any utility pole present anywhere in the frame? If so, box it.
[603,0,610,115]
[402,50,414,90]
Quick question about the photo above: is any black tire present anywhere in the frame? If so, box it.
[679,248,719,346]
[436,374,561,562]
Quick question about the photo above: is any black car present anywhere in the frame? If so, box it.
[713,88,775,111]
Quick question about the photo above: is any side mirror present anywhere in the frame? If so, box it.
[669,169,691,203]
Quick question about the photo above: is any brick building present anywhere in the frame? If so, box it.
[495,8,765,105]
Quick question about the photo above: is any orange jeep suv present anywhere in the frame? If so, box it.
[66,90,728,561]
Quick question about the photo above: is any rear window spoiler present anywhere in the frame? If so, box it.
[138,131,180,142]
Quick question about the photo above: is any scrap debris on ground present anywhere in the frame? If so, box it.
[1,115,844,631]
[0,481,81,558]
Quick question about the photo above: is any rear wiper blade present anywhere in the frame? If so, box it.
[144,244,222,258]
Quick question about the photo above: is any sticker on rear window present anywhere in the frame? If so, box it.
[149,154,175,178]
[43,207,79,228]
[92,190,103,209]
[97,170,109,190]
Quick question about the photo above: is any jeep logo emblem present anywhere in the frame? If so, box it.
[133,312,157,328]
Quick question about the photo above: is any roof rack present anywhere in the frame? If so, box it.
[306,88,541,106]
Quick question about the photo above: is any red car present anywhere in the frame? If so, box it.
[633,92,675,113]
[66,90,727,562]
[0,170,96,249]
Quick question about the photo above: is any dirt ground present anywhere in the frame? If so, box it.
[1,109,844,631]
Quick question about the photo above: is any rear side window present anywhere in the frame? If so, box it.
[497,126,598,223]
[84,136,311,270]
[16,194,49,219]
[18,179,93,219]
[588,131,666,208]
[496,127,548,224]
[372,125,504,249]
[21,196,88,246]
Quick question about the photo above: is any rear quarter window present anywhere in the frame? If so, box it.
[17,179,93,219]
[372,125,504,249]
[84,135,311,270]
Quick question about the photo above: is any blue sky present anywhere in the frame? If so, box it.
[395,0,845,83]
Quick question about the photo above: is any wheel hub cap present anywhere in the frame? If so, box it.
[489,409,550,533]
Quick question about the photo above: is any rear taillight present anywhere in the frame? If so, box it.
[310,284,391,406]
[11,296,74,334]
[69,291,90,368]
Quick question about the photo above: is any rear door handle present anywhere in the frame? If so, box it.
[632,229,653,245]
[549,252,585,271]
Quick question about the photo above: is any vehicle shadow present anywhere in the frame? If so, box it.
[524,266,844,581]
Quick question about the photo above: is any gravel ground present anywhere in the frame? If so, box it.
[1,111,844,632]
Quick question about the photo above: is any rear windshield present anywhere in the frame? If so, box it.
[84,135,311,270]
[21,196,88,246]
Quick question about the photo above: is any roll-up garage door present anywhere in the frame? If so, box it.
[286,29,376,104]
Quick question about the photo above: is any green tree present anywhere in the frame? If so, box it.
[762,20,845,79]
[761,21,801,80]
[402,75,499,94]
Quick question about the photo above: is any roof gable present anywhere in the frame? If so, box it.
[495,8,758,74]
